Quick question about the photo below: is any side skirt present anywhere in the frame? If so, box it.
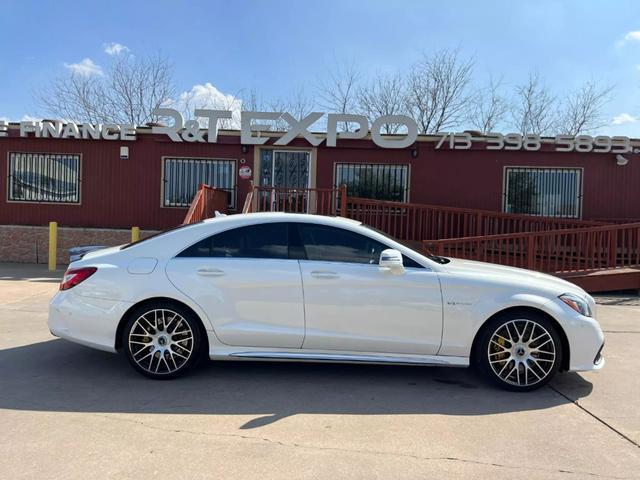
[210,350,469,368]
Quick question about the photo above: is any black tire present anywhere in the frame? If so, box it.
[122,301,202,379]
[474,310,563,392]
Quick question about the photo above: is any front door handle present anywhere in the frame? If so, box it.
[310,270,339,279]
[196,267,225,277]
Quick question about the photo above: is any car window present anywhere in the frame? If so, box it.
[295,223,424,268]
[121,221,203,250]
[296,223,383,265]
[177,223,288,259]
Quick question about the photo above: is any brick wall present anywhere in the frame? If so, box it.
[0,225,160,265]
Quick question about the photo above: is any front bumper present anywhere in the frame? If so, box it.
[48,290,132,353]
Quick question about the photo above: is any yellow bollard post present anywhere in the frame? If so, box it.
[48,221,57,271]
[131,226,140,243]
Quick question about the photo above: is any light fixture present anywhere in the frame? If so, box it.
[241,145,249,154]
[616,154,629,166]
[410,148,418,158]
[120,146,129,160]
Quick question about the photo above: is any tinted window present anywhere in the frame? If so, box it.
[178,223,288,259]
[297,224,386,264]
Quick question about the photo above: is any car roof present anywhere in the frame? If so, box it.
[202,212,363,228]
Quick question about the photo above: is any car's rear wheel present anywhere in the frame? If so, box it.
[475,311,563,391]
[123,302,202,379]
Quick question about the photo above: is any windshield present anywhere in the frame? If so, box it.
[120,221,204,250]
[363,225,450,265]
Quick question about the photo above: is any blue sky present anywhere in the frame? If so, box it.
[1,0,640,135]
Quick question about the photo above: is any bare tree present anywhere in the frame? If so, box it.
[236,87,315,131]
[511,73,557,135]
[37,54,174,125]
[317,60,360,131]
[404,49,474,133]
[283,85,315,120]
[469,76,509,133]
[555,81,612,135]
[357,73,406,134]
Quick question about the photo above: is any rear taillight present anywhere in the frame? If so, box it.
[60,267,97,291]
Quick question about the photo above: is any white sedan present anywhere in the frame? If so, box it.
[48,213,604,391]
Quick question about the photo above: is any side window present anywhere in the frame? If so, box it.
[402,255,424,269]
[177,223,288,259]
[297,224,386,264]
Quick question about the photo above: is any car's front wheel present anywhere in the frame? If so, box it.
[475,311,563,391]
[123,302,202,379]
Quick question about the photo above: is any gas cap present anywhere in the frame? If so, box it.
[127,257,158,274]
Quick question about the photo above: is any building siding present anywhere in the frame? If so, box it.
[1,130,639,230]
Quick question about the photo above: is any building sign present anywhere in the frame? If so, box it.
[0,111,635,152]
[434,132,636,153]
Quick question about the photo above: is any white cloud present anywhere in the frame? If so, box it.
[0,115,41,123]
[612,113,638,125]
[174,83,242,129]
[64,58,103,77]
[104,42,129,56]
[617,30,640,47]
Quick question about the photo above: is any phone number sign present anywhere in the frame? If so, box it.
[434,132,637,153]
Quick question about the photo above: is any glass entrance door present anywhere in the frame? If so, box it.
[259,150,311,212]
[260,150,310,188]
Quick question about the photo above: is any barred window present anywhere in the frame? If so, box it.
[163,158,236,209]
[503,167,583,218]
[334,163,409,202]
[8,152,81,203]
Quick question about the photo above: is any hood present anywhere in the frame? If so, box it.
[442,257,587,297]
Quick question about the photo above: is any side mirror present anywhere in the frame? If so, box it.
[378,249,405,275]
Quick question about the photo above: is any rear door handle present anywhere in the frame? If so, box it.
[196,267,225,277]
[310,270,339,279]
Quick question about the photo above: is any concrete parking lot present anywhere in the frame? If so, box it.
[0,263,638,479]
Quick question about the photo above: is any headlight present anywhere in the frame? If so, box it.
[559,293,592,317]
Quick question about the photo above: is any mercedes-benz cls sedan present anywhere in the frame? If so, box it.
[48,213,605,391]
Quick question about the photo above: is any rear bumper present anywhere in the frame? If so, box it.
[48,291,132,353]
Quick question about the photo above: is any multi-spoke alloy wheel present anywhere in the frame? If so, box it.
[476,312,562,391]
[123,304,201,379]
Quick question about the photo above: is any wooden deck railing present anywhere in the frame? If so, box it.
[423,222,640,274]
[242,185,254,213]
[345,197,606,242]
[183,184,228,224]
[252,185,348,216]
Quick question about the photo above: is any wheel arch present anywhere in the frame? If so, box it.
[469,306,570,372]
[115,296,210,354]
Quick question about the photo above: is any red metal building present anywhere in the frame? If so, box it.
[1,125,639,232]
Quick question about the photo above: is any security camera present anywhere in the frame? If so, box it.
[616,154,629,166]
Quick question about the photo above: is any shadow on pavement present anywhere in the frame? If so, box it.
[0,339,593,429]
[0,263,62,283]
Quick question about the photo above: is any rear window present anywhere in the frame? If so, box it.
[120,222,204,250]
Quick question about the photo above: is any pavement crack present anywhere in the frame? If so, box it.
[548,384,640,450]
[90,413,630,479]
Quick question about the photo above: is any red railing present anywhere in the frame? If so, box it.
[183,184,228,224]
[252,185,348,216]
[424,222,640,274]
[345,197,606,242]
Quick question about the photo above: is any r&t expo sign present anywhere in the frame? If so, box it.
[0,108,634,153]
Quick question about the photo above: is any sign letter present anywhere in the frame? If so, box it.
[371,115,418,149]
[241,111,281,145]
[326,114,369,147]
[152,108,184,142]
